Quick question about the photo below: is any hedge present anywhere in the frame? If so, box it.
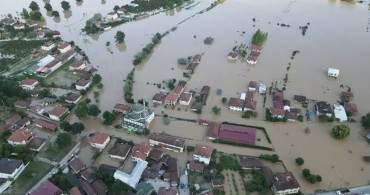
[212,140,274,151]
[222,121,272,144]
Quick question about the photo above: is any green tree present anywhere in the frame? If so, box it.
[88,104,101,117]
[54,133,72,149]
[221,97,227,103]
[30,11,42,21]
[92,74,102,85]
[49,171,72,191]
[295,157,304,166]
[113,5,120,12]
[61,1,71,10]
[71,122,85,134]
[115,31,125,43]
[75,102,89,119]
[60,121,72,132]
[331,124,350,139]
[29,1,39,11]
[22,8,30,19]
[361,112,370,130]
[316,175,322,182]
[212,106,221,115]
[177,58,187,65]
[302,169,310,177]
[103,111,116,125]
[44,3,53,12]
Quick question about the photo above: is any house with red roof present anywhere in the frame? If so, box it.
[173,86,184,95]
[14,23,25,30]
[344,102,358,114]
[75,79,92,90]
[7,129,34,146]
[269,107,285,119]
[248,81,258,92]
[192,54,201,63]
[152,93,166,104]
[158,187,178,195]
[113,103,131,114]
[165,93,178,105]
[206,122,221,140]
[21,79,39,91]
[218,124,256,144]
[244,99,257,111]
[35,119,58,131]
[227,52,239,60]
[251,44,263,53]
[88,132,110,150]
[52,31,61,38]
[69,60,87,71]
[131,142,151,162]
[49,106,69,121]
[57,42,71,53]
[30,180,62,195]
[228,97,244,112]
[41,41,56,51]
[68,158,85,174]
[14,100,31,108]
[179,92,192,106]
[193,144,213,165]
[5,114,21,125]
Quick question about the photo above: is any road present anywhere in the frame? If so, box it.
[27,141,81,194]
[314,185,370,195]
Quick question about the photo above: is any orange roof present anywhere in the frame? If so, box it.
[173,86,183,94]
[22,79,38,86]
[49,106,68,117]
[166,93,178,102]
[131,142,151,161]
[88,132,109,144]
[269,107,285,115]
[8,129,33,143]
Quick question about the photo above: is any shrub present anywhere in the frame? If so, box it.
[177,58,187,65]
[186,146,195,152]
[302,169,310,177]
[295,157,304,166]
[259,154,279,163]
[331,124,350,139]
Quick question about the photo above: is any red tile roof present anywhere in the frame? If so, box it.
[35,119,58,131]
[344,102,358,114]
[5,114,21,125]
[14,100,31,108]
[30,181,61,195]
[194,145,213,158]
[69,187,82,195]
[173,86,183,94]
[88,132,109,144]
[249,81,258,88]
[49,106,68,117]
[273,172,300,191]
[189,161,204,172]
[269,107,285,116]
[251,44,263,52]
[218,124,256,144]
[245,99,257,110]
[70,60,85,68]
[179,92,192,102]
[228,52,238,58]
[76,79,91,87]
[158,187,178,195]
[165,93,178,102]
[7,129,33,143]
[131,142,151,161]
[58,42,70,49]
[152,93,166,102]
[22,79,38,86]
[68,158,85,173]
[114,103,131,112]
[228,97,244,108]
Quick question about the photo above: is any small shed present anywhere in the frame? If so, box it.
[328,68,339,78]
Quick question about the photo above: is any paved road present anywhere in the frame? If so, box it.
[27,142,81,194]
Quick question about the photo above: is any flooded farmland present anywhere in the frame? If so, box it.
[2,0,370,193]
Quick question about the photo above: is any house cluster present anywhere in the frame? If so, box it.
[191,85,210,112]
[186,54,202,74]
[246,44,263,64]
[188,144,213,173]
[228,81,260,113]
[238,155,300,195]
[206,122,256,145]
[267,91,303,122]
[0,18,48,39]
[152,80,192,107]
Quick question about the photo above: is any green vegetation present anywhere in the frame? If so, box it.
[251,29,268,46]
[88,104,101,117]
[51,11,60,18]
[234,43,248,58]
[61,1,71,10]
[302,169,322,184]
[103,111,117,125]
[30,11,43,21]
[0,77,30,106]
[177,58,188,65]
[115,31,125,43]
[124,69,135,103]
[92,170,133,194]
[186,146,195,152]
[217,154,240,171]
[242,111,257,119]
[44,3,53,12]
[221,97,227,103]
[49,171,72,192]
[116,137,135,147]
[123,0,185,13]
[259,154,279,163]
[29,1,39,11]
[0,40,45,71]
[41,133,74,161]
[295,157,304,166]
[331,124,350,139]
[212,106,221,115]
[133,33,162,65]
[92,151,102,160]
[83,20,102,35]
[75,102,89,119]
[166,78,176,90]
[21,8,30,19]
[0,141,33,163]
[243,170,270,193]
[231,173,239,194]
[361,112,370,129]
[318,115,335,122]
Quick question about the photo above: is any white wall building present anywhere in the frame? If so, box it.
[328,68,339,78]
[0,158,25,179]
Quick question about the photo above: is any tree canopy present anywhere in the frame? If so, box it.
[54,133,72,150]
[44,3,53,12]
[30,11,42,21]
[115,31,125,43]
[103,111,116,125]
[295,157,304,166]
[92,74,102,85]
[71,122,85,134]
[49,171,72,192]
[331,124,350,139]
[75,102,88,119]
[29,1,39,11]
[88,104,101,117]
[61,1,71,10]
[361,112,370,130]
[251,29,268,46]
[22,8,30,19]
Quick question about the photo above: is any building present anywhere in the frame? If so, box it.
[158,187,178,195]
[178,92,192,106]
[65,93,82,104]
[14,23,25,29]
[80,167,95,183]
[0,158,24,179]
[113,103,131,114]
[52,31,61,38]
[117,8,126,14]
[152,93,166,104]
[0,17,16,26]
[75,79,92,90]
[341,91,354,102]
[246,55,258,64]
[269,108,285,119]
[27,137,47,151]
[206,122,221,140]
[69,187,82,195]
[239,156,263,170]
[228,97,244,112]
[69,158,86,174]
[49,106,69,121]
[131,142,151,162]
[69,60,87,71]
[251,44,263,53]
[191,102,203,112]
[88,132,110,150]
[173,86,184,95]
[204,37,214,45]
[188,161,204,172]
[41,41,55,51]
[5,114,21,125]
[149,133,185,153]
[186,63,198,73]
[272,172,300,195]
[108,143,131,160]
[344,102,358,114]
[107,12,118,20]
[123,103,154,132]
[327,68,339,78]
[14,100,31,108]
[7,129,34,146]
[315,101,332,117]
[244,99,257,111]
[227,52,239,60]
[91,179,108,195]
[193,144,213,165]
[57,42,71,53]
[218,124,256,144]
[21,79,39,90]
[30,180,62,195]
[211,179,224,188]
[113,160,148,188]
[293,95,307,103]
[148,148,163,161]
[12,117,31,130]
[135,182,155,195]
[80,179,97,195]
[333,104,348,122]
[248,81,258,91]
[165,93,178,105]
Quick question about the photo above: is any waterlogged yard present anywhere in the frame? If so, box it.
[44,59,80,89]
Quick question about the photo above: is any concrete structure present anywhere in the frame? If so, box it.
[123,103,154,132]
[107,12,118,20]
[113,160,148,188]
[88,132,110,150]
[178,92,192,106]
[0,158,24,179]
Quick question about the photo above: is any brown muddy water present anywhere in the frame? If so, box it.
[2,0,370,193]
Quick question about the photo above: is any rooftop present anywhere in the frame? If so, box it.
[132,142,151,161]
[344,102,358,114]
[239,156,263,169]
[30,181,61,195]
[76,79,91,87]
[27,137,46,150]
[148,148,163,161]
[108,143,131,158]
[89,132,109,145]
[58,42,70,49]
[5,114,21,125]
[149,133,185,148]
[189,161,204,172]
[35,119,58,131]
[207,122,221,138]
[91,179,107,195]
[228,97,244,108]
[273,172,300,191]
[249,81,258,88]
[158,187,178,195]
[114,103,131,112]
[152,93,166,102]
[65,93,82,102]
[194,145,213,158]
[179,92,192,102]
[0,158,23,174]
[173,86,183,94]
[7,129,33,143]
[22,78,38,86]
[269,107,285,116]
[68,158,85,173]
[218,124,256,144]
[49,106,68,117]
[165,93,178,102]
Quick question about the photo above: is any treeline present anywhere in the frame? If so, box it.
[0,77,30,106]
[123,0,185,13]
[251,29,268,46]
[124,69,135,103]
[133,33,162,65]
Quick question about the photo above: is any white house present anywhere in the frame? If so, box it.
[240,93,246,100]
[149,133,185,153]
[0,158,25,179]
[228,97,244,112]
[193,145,213,165]
[179,92,192,106]
[41,42,55,51]
[117,8,126,14]
[21,79,38,90]
[227,52,239,60]
[69,60,87,71]
[113,160,148,188]
[49,106,69,121]
[334,104,348,122]
[57,42,71,54]
[107,12,118,20]
[75,79,92,90]
[88,132,110,150]
[108,143,131,160]
[328,68,339,78]
[272,172,300,195]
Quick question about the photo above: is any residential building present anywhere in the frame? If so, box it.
[341,91,354,102]
[69,187,82,195]
[113,103,131,114]
[80,167,95,183]
[315,101,332,117]
[204,37,214,45]
[131,142,151,162]
[269,108,285,119]
[334,104,348,122]
[228,97,244,112]
[91,179,108,195]
[27,137,47,151]
[218,124,256,144]
[12,117,31,130]
[262,166,274,186]
[14,23,25,30]
[327,68,339,78]
[107,12,118,20]
[227,52,238,60]
[14,100,31,108]
[117,8,126,14]
[211,179,224,188]
[0,158,24,179]
[21,79,39,90]
[188,161,204,172]
[178,92,192,106]
[206,122,221,140]
[193,144,213,165]
[88,132,110,150]
[49,106,69,121]
[163,172,178,187]
[108,143,131,160]
[69,60,87,71]
[177,80,187,87]
[57,42,71,53]
[149,133,185,153]
[0,18,16,26]
[30,181,62,195]
[65,93,82,104]
[186,63,198,73]
[148,149,163,161]
[5,114,21,125]
[113,160,148,188]
[173,86,184,95]
[52,31,61,37]
[244,99,257,111]
[158,187,178,195]
[192,54,201,63]
[239,156,263,170]
[344,102,358,114]
[41,41,55,51]
[165,93,178,105]
[248,81,258,91]
[123,103,154,132]
[293,95,307,103]
[152,93,166,104]
[75,79,92,90]
[191,102,203,112]
[246,55,258,64]
[68,158,86,174]
[7,129,33,146]
[251,44,263,52]
[272,172,300,195]
[81,179,97,195]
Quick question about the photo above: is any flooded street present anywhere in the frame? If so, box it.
[2,0,370,193]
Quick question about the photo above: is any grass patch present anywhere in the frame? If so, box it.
[40,141,76,161]
[11,160,53,194]
[44,58,80,88]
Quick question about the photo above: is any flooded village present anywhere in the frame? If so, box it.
[0,0,370,195]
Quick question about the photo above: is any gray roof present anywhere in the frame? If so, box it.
[108,143,131,157]
[0,158,23,174]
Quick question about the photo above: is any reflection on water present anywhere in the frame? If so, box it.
[63,10,72,19]
[116,43,126,52]
[53,17,61,23]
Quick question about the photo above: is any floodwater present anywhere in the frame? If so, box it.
[2,0,370,193]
